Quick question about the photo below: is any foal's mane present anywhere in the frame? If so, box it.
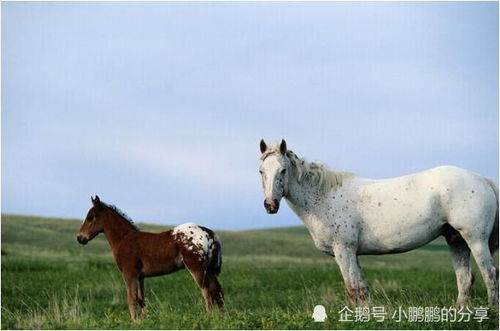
[101,201,139,231]
[261,143,354,191]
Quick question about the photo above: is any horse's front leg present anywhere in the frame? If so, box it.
[333,244,370,306]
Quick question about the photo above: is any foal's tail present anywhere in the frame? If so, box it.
[204,234,224,309]
[208,234,223,276]
[485,177,499,254]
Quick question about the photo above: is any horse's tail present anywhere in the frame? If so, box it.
[485,177,499,254]
[208,234,223,276]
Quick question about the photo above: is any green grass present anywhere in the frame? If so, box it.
[1,214,498,329]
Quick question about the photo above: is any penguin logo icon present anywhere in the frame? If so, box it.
[312,305,327,322]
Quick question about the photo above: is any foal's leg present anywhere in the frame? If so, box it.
[123,274,142,321]
[137,277,146,308]
[186,267,213,312]
[446,234,474,308]
[333,244,369,306]
[205,274,224,310]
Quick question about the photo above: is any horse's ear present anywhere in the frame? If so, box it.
[260,139,267,154]
[280,139,287,154]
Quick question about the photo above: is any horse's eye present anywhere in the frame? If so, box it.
[280,169,287,174]
[259,170,263,174]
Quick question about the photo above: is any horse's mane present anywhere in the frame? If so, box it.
[101,201,139,231]
[261,143,354,191]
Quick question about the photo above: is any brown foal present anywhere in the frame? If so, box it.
[77,196,224,320]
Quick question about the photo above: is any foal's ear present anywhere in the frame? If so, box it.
[260,139,267,154]
[279,139,287,154]
[91,195,101,206]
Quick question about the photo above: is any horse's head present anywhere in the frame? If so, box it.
[259,139,290,214]
[77,195,106,245]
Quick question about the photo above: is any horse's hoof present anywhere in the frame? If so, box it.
[454,302,468,309]
[488,300,499,307]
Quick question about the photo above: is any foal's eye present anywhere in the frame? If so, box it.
[280,169,287,174]
[259,170,263,175]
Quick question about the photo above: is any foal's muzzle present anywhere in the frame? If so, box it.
[77,235,88,245]
[264,198,280,214]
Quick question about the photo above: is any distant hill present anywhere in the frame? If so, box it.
[1,213,449,266]
[1,214,327,259]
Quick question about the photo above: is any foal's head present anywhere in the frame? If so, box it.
[77,195,106,245]
[259,139,291,214]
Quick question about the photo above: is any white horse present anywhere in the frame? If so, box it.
[259,139,498,306]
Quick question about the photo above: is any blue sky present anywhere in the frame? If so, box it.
[2,2,498,230]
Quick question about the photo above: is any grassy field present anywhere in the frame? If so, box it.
[1,214,498,329]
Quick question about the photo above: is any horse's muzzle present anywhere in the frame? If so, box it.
[264,199,279,214]
[77,235,88,245]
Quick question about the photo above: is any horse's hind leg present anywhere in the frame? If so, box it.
[465,239,499,306]
[444,227,474,307]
